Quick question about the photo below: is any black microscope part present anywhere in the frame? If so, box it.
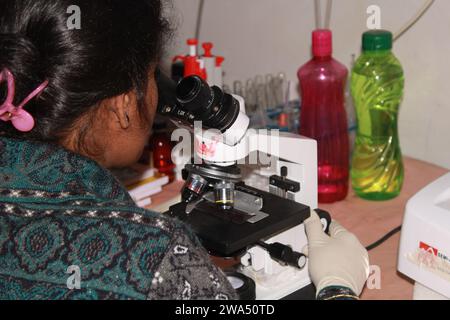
[314,208,332,234]
[269,175,301,193]
[269,166,301,193]
[254,209,332,269]
[281,166,288,177]
[176,75,212,111]
[176,75,240,132]
[181,173,208,203]
[185,163,242,181]
[257,242,307,269]
[157,73,241,133]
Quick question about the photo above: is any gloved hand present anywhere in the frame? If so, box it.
[304,210,370,297]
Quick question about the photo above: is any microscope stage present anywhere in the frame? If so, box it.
[168,184,311,257]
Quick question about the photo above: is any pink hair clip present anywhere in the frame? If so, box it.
[0,68,49,132]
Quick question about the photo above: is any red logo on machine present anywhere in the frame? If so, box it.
[420,242,438,256]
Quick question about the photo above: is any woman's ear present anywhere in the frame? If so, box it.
[104,92,136,130]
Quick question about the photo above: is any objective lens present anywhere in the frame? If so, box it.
[182,174,208,203]
[214,181,235,211]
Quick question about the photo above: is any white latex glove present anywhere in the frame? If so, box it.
[304,210,370,297]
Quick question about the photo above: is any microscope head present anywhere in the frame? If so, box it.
[157,73,252,209]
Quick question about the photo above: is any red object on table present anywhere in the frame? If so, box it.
[151,122,175,183]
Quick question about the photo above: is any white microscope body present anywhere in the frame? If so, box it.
[192,95,319,300]
[159,73,323,300]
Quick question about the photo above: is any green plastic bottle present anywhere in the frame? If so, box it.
[351,30,404,201]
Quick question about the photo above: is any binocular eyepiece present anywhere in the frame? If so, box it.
[157,73,241,132]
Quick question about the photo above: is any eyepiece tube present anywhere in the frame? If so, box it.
[176,76,213,113]
[157,74,243,133]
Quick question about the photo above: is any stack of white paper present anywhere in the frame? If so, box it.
[112,164,169,208]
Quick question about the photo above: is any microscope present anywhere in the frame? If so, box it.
[157,73,331,300]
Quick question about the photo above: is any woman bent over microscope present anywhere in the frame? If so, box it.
[0,0,369,300]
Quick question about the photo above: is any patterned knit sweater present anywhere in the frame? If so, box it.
[0,137,237,300]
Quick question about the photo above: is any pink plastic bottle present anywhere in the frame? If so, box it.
[298,29,349,203]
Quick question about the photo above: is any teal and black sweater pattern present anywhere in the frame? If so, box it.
[0,137,236,300]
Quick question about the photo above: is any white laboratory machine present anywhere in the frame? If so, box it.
[398,173,450,300]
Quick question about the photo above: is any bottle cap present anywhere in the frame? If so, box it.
[312,29,332,57]
[363,30,392,51]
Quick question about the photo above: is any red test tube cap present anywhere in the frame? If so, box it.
[202,42,214,57]
[187,38,198,46]
[216,56,225,67]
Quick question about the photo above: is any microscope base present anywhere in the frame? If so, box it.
[240,263,313,300]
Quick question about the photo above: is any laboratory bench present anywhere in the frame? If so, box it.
[147,157,448,300]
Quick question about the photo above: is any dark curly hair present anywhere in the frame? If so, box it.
[0,0,171,148]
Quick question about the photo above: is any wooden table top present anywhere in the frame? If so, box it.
[148,157,448,300]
